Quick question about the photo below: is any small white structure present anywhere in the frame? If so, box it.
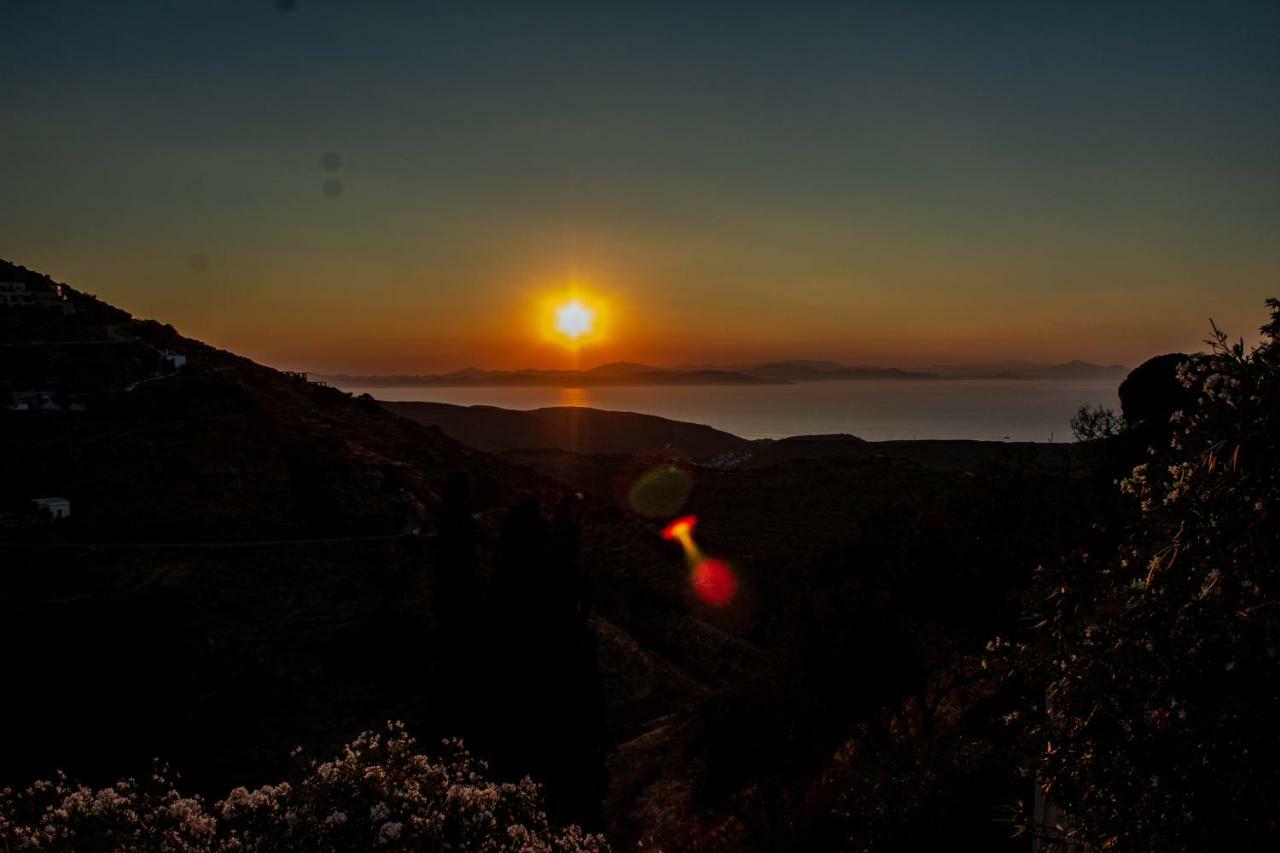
[10,390,60,411]
[0,281,73,313]
[32,497,71,520]
[162,349,187,369]
[0,281,37,307]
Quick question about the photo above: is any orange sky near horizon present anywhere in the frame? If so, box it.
[3,3,1276,375]
[19,246,1274,375]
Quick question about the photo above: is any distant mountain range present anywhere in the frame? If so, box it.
[320,364,784,387]
[322,358,1127,387]
[736,361,936,382]
[923,360,1130,380]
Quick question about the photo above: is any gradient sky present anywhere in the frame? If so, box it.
[2,1,1277,372]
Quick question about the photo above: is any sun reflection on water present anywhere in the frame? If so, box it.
[558,387,591,408]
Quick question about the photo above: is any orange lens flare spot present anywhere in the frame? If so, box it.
[658,515,735,606]
[692,558,737,607]
[661,515,698,542]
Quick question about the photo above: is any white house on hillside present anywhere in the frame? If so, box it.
[10,390,60,411]
[32,497,71,519]
[0,281,74,314]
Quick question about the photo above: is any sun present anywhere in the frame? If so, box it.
[541,290,607,348]
[555,299,594,340]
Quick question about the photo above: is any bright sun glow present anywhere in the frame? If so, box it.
[555,300,594,340]
[539,287,608,349]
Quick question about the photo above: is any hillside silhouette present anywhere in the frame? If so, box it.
[5,259,1276,851]
[0,259,1104,848]
[384,401,752,459]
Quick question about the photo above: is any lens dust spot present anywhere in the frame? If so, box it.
[628,464,693,518]
[322,178,344,199]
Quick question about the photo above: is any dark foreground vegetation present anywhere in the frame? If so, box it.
[0,723,604,851]
[997,303,1280,850]
[2,260,1276,851]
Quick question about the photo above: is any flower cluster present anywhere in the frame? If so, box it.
[1,724,608,852]
[0,769,217,851]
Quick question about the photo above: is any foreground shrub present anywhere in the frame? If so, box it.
[0,722,607,852]
[1001,300,1280,851]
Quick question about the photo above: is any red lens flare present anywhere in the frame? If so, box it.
[692,558,737,607]
[659,514,738,606]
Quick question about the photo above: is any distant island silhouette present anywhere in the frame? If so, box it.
[320,359,1127,387]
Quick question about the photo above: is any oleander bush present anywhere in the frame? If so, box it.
[999,300,1280,851]
[0,722,607,852]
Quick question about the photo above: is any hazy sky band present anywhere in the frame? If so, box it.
[3,1,1277,372]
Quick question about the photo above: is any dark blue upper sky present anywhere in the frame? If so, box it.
[2,1,1277,371]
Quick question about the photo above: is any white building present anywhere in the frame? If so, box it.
[0,281,74,314]
[32,497,71,519]
[162,349,187,369]
[0,281,36,307]
[9,390,60,411]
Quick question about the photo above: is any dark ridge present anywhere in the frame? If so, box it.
[384,400,752,459]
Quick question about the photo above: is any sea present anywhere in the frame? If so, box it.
[336,379,1121,443]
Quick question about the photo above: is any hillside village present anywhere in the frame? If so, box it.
[1,262,190,528]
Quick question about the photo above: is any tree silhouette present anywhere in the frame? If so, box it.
[478,498,606,828]
[1003,300,1280,851]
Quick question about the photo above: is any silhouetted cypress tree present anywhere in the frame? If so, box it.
[435,470,480,621]
[484,497,606,827]
[430,470,486,744]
